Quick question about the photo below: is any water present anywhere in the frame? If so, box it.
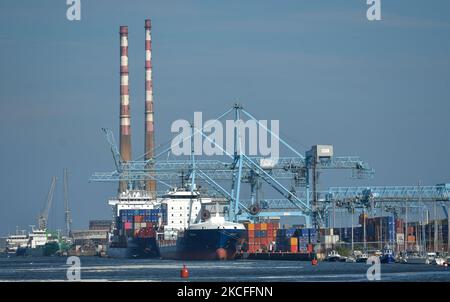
[0,255,449,282]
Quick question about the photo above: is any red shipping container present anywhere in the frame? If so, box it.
[255,223,261,231]
[307,244,313,253]
[135,215,143,223]
[248,230,255,238]
[290,245,298,253]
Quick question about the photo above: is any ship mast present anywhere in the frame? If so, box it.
[64,168,72,237]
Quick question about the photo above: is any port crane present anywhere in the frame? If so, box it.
[322,184,450,252]
[38,176,57,231]
[324,184,450,220]
[91,105,374,228]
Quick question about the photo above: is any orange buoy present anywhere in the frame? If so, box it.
[181,265,189,278]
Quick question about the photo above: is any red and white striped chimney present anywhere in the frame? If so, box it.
[119,25,132,192]
[144,19,156,194]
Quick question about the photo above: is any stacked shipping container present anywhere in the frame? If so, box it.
[246,223,278,253]
[365,216,396,243]
[116,209,161,237]
[245,223,316,253]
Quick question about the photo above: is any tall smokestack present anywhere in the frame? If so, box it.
[144,19,156,195]
[119,25,132,192]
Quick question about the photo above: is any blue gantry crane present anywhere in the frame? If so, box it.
[90,105,375,228]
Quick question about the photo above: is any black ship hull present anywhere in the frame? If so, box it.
[108,237,160,259]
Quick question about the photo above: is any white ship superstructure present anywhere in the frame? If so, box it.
[5,232,28,253]
[28,228,48,248]
[160,187,212,240]
[108,190,159,215]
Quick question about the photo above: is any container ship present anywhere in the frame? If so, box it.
[107,190,161,258]
[106,185,247,260]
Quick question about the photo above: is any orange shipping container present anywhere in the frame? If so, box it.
[407,235,416,242]
[260,223,267,231]
[247,223,255,231]
[290,237,298,246]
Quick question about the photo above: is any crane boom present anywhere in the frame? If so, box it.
[38,176,57,231]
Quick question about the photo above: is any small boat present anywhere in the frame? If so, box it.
[424,252,446,265]
[401,253,428,265]
[345,256,356,263]
[325,250,341,262]
[355,253,369,263]
[380,248,396,264]
[430,255,446,266]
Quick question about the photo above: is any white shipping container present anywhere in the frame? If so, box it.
[324,235,339,244]
[397,233,405,244]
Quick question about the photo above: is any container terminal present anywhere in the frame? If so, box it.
[3,19,450,267]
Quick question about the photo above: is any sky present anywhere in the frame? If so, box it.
[0,0,449,235]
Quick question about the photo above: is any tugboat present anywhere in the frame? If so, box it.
[380,248,396,264]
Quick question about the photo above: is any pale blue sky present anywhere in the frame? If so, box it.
[0,1,449,234]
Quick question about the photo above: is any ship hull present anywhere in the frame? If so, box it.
[108,237,159,259]
[160,228,245,260]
